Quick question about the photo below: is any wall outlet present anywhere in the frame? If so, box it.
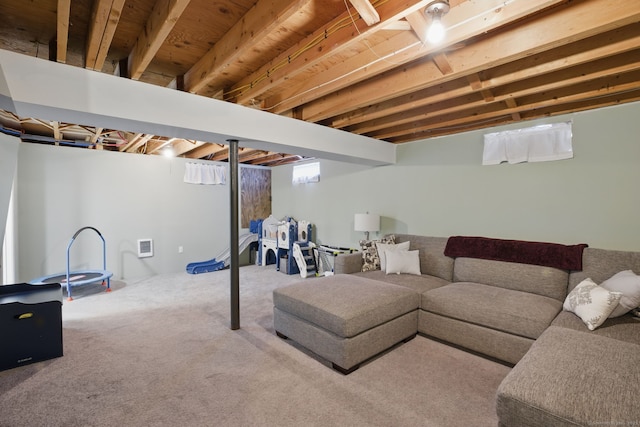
[178,246,183,253]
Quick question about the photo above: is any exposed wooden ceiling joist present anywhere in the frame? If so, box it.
[1,0,638,167]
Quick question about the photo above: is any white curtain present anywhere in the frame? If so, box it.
[483,122,573,165]
[184,162,227,185]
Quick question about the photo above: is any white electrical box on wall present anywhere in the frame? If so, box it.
[137,239,153,258]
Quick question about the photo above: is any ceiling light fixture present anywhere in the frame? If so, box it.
[425,0,450,45]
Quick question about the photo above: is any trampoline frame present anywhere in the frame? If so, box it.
[32,226,112,301]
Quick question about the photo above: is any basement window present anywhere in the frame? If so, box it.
[482,122,573,165]
[292,162,320,184]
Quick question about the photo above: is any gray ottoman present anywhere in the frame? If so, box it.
[273,275,419,374]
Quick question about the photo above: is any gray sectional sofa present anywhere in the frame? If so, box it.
[272,234,640,426]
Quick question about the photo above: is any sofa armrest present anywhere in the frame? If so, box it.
[334,252,363,274]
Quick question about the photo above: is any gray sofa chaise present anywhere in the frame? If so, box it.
[272,234,640,426]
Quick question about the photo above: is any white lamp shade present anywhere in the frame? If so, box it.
[354,213,380,232]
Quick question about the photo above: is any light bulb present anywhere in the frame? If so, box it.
[427,18,445,44]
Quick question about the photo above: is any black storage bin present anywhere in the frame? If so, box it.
[0,283,63,371]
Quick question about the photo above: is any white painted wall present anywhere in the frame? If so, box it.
[0,133,19,254]
[15,143,237,282]
[272,101,640,252]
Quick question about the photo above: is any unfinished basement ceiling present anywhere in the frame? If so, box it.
[0,0,639,166]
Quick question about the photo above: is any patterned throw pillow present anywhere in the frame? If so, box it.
[360,235,395,272]
[563,278,622,330]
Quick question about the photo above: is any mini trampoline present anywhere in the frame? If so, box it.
[31,226,112,301]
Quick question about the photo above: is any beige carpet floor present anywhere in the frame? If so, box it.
[0,266,511,426]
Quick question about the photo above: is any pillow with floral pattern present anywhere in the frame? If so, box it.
[360,235,395,272]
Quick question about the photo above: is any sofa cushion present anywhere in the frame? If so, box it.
[422,282,562,339]
[453,257,568,301]
[551,310,640,345]
[272,275,419,338]
[393,234,454,281]
[353,270,449,294]
[569,247,640,292]
[600,270,640,317]
[497,326,640,427]
[562,278,622,330]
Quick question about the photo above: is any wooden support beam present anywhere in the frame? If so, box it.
[51,121,62,140]
[128,0,191,80]
[349,0,380,26]
[183,143,226,159]
[232,0,434,105]
[504,98,522,120]
[298,0,640,123]
[333,22,640,129]
[91,127,104,144]
[265,0,567,115]
[86,0,126,71]
[466,73,483,90]
[121,133,153,153]
[405,10,428,44]
[432,53,453,75]
[56,0,71,64]
[182,0,312,94]
[351,49,640,135]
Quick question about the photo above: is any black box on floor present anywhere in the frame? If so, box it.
[0,283,63,372]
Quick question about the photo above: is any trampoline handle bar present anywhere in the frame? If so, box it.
[66,227,108,285]
[71,226,103,240]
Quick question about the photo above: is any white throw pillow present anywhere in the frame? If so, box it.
[376,241,410,272]
[563,278,622,330]
[600,270,640,317]
[385,250,421,276]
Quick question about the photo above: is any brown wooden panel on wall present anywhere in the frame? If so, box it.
[241,168,271,229]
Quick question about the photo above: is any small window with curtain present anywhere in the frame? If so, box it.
[483,122,573,165]
[292,162,320,184]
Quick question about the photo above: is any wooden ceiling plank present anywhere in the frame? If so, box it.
[333,23,640,129]
[258,154,305,166]
[349,0,381,26]
[128,0,192,80]
[182,143,226,159]
[182,0,313,94]
[381,20,412,31]
[265,0,568,115]
[172,139,205,156]
[372,71,640,140]
[56,0,71,64]
[299,0,640,123]
[351,50,640,135]
[146,137,177,155]
[123,134,154,153]
[391,89,640,142]
[85,0,126,71]
[232,0,435,105]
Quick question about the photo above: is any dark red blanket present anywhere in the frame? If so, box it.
[444,236,588,271]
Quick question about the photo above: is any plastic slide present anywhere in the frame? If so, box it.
[186,233,259,274]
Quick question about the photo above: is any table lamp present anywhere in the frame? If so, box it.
[354,213,380,240]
